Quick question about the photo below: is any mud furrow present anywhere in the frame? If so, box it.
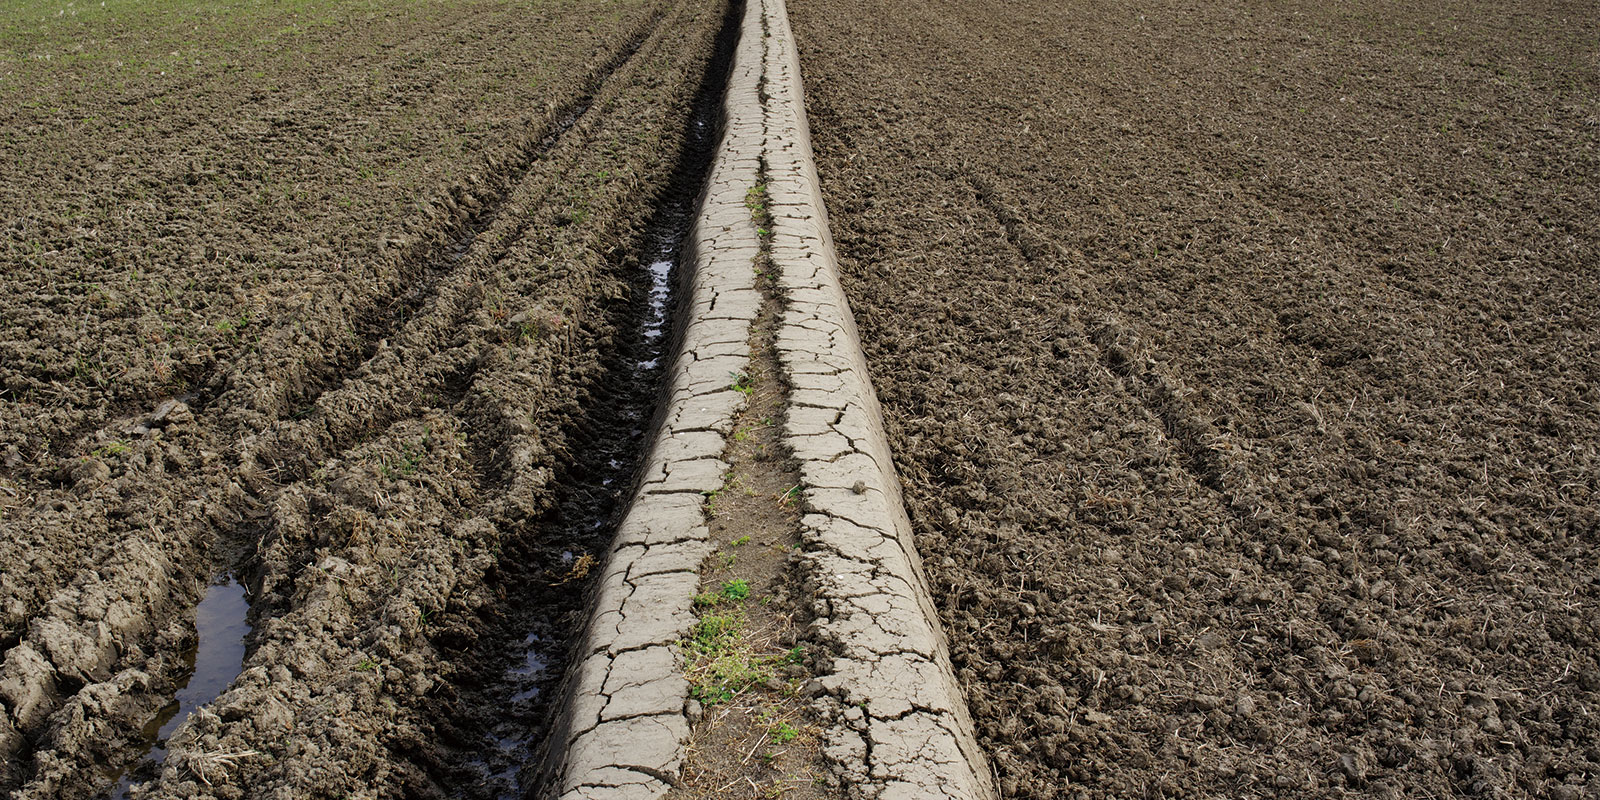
[432,6,744,792]
[217,6,673,440]
[80,3,732,798]
[0,1,671,476]
[0,5,670,653]
[965,176,1277,531]
[0,6,701,797]
[236,19,669,488]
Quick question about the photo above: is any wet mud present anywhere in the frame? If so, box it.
[429,4,741,794]
[108,577,249,799]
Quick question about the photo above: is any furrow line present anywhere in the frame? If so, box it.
[535,0,764,793]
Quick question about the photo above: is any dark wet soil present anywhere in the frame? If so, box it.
[789,0,1600,797]
[0,0,734,797]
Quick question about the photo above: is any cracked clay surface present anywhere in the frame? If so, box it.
[540,3,766,798]
[545,1,992,797]
[758,1,995,796]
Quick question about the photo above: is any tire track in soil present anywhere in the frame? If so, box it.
[0,2,665,649]
[239,8,670,483]
[0,5,720,797]
[0,1,656,479]
[33,5,667,474]
[423,7,742,791]
[120,3,732,798]
[0,2,677,649]
[966,175,1267,526]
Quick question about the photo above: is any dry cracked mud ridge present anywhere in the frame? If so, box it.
[789,0,1600,797]
[760,2,992,797]
[542,0,994,797]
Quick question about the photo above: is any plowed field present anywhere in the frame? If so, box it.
[789,0,1599,796]
[0,0,731,796]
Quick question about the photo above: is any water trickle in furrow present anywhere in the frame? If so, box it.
[104,577,250,800]
[451,5,742,798]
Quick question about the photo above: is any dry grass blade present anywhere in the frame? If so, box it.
[178,749,262,787]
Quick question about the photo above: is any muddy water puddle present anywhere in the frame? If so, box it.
[106,576,250,799]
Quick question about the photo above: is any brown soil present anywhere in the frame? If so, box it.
[0,0,736,797]
[672,196,838,800]
[788,0,1600,797]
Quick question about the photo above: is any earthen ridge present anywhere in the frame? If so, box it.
[547,1,995,796]
[760,0,997,797]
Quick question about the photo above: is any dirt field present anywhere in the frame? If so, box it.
[5,0,1599,796]
[0,0,732,796]
[788,0,1600,797]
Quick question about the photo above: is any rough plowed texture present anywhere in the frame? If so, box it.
[789,0,1600,797]
[0,0,733,797]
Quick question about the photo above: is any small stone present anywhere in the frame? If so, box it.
[685,699,703,724]
[1234,694,1256,716]
[851,480,867,494]
[150,399,193,427]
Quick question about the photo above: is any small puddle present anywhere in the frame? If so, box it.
[105,576,250,799]
[640,256,674,351]
[476,632,552,788]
